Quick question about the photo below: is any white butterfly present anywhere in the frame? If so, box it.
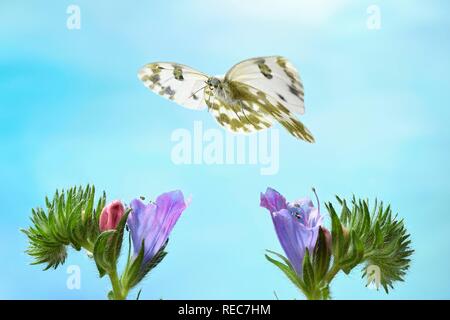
[138,56,314,142]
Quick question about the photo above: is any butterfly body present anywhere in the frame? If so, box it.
[205,77,236,105]
[138,56,315,142]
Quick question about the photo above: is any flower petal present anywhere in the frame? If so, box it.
[307,208,323,228]
[290,197,314,213]
[271,209,320,275]
[260,188,287,213]
[288,197,323,228]
[128,199,157,256]
[142,190,187,263]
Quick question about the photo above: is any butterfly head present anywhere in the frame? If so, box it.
[206,77,223,91]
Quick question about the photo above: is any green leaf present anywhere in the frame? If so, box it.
[313,227,331,281]
[374,222,383,248]
[302,249,315,291]
[137,245,167,284]
[107,291,115,300]
[121,240,169,290]
[265,251,304,292]
[22,185,107,270]
[266,250,296,271]
[93,230,116,276]
[327,203,345,261]
[328,196,414,293]
[92,211,130,276]
[121,239,145,289]
[340,231,365,274]
[339,199,351,226]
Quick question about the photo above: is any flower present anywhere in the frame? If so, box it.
[99,200,125,232]
[127,190,188,265]
[261,187,323,275]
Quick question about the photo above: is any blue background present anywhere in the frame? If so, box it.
[1,0,449,299]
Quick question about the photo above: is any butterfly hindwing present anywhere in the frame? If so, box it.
[227,82,314,142]
[204,86,273,134]
[226,56,305,115]
[138,62,209,110]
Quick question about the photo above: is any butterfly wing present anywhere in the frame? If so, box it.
[225,81,314,142]
[138,62,209,110]
[204,85,273,134]
[226,56,305,115]
[225,56,314,142]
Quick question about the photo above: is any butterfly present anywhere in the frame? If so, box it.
[138,56,314,143]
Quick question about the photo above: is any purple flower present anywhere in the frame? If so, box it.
[127,190,188,265]
[261,187,323,275]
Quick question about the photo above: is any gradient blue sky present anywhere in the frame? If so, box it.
[1,1,449,299]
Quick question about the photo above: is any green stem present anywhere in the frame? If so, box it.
[108,268,127,300]
[307,263,341,300]
[303,264,341,300]
[304,289,322,300]
[323,263,341,284]
[124,232,132,271]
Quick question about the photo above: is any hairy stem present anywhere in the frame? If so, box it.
[323,263,341,285]
[108,268,127,300]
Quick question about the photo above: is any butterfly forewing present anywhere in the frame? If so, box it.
[226,56,305,115]
[138,62,209,110]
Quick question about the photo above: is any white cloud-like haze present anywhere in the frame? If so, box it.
[189,0,350,26]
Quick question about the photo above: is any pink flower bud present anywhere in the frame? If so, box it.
[99,200,125,232]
